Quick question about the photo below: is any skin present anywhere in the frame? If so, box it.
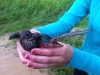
[16,29,74,69]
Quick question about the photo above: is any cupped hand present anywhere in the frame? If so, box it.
[17,29,74,69]
[16,39,64,67]
[24,42,74,69]
[17,40,32,64]
[16,29,44,66]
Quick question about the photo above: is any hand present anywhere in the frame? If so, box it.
[24,42,74,69]
[16,29,40,61]
[16,40,63,66]
[16,29,54,65]
[17,29,74,69]
[17,40,32,64]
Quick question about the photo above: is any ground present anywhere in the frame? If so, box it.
[0,34,49,75]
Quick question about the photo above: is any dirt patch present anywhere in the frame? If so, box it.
[0,34,49,75]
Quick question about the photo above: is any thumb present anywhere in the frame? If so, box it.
[30,29,41,34]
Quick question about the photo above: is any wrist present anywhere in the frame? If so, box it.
[66,45,74,64]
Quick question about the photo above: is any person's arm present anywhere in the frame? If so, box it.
[33,0,91,39]
[17,39,100,75]
[67,47,100,75]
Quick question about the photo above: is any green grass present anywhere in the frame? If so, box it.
[0,0,88,75]
[0,0,74,35]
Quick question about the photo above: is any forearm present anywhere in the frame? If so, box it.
[67,47,100,75]
[34,0,90,38]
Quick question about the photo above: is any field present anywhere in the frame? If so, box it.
[0,0,88,75]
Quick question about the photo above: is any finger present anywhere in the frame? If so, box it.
[40,43,55,48]
[26,62,59,69]
[31,47,65,56]
[25,54,63,64]
[41,42,63,48]
[17,47,31,64]
[30,29,41,34]
[48,43,63,48]
[16,40,30,56]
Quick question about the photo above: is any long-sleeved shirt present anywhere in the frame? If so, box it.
[33,0,100,75]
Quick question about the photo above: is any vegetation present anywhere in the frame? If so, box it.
[0,0,75,35]
[0,0,88,75]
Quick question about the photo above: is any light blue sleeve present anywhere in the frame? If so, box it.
[67,47,100,75]
[35,0,91,38]
[32,0,100,74]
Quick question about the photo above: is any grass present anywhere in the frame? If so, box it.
[0,0,88,75]
[0,0,74,35]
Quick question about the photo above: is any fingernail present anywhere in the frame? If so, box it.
[31,50,37,54]
[25,54,30,59]
[27,63,32,67]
